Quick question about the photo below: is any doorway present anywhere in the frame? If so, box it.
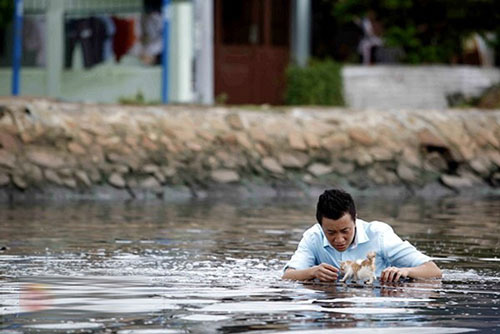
[214,0,290,105]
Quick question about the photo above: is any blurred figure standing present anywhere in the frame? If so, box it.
[356,11,383,65]
[140,0,163,65]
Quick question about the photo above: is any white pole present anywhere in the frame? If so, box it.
[169,0,193,103]
[46,0,64,97]
[292,0,311,67]
[194,0,214,105]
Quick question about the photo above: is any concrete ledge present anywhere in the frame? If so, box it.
[0,64,162,103]
[343,65,500,109]
[3,65,499,109]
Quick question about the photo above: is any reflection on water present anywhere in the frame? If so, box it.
[0,195,499,333]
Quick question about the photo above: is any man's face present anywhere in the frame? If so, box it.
[321,213,356,252]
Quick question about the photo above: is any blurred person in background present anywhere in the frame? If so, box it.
[140,0,163,65]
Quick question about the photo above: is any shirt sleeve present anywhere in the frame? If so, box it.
[381,226,431,268]
[283,233,317,272]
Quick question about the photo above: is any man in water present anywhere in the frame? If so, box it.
[282,188,442,282]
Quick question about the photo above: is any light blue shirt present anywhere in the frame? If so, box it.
[284,218,431,277]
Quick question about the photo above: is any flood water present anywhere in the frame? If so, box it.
[0,194,499,334]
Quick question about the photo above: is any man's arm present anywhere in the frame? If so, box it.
[380,261,442,282]
[380,223,442,282]
[282,263,339,282]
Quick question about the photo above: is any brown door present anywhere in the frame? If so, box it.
[214,0,290,105]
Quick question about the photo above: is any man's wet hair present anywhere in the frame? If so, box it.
[316,188,356,225]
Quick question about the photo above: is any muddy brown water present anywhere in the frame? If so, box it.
[0,195,499,333]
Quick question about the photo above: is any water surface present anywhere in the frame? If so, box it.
[1,195,499,333]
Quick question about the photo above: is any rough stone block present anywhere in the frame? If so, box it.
[0,150,16,169]
[321,133,350,150]
[397,163,417,183]
[348,127,375,145]
[441,174,474,189]
[108,173,126,188]
[278,153,309,169]
[308,163,333,177]
[211,169,240,183]
[44,169,63,185]
[0,173,9,186]
[288,132,307,151]
[261,157,284,174]
[26,148,67,169]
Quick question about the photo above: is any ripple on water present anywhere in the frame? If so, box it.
[25,322,104,330]
[200,301,321,313]
[64,297,181,313]
[313,297,434,304]
[196,302,418,316]
[197,301,415,314]
[180,314,231,321]
[117,330,183,334]
[244,328,477,334]
[478,257,500,262]
[1,197,499,333]
[443,269,500,282]
[321,307,415,314]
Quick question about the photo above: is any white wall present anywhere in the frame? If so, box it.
[343,65,500,109]
[3,64,500,107]
[0,64,162,103]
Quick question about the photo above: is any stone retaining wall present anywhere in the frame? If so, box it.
[0,98,499,200]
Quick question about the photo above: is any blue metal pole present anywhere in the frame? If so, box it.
[12,0,24,96]
[161,0,171,104]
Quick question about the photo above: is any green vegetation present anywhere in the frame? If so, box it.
[215,93,228,105]
[285,59,344,106]
[329,0,500,64]
[475,84,500,109]
[446,84,500,109]
[0,0,13,30]
[118,91,160,106]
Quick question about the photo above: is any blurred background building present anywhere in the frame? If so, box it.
[0,0,499,107]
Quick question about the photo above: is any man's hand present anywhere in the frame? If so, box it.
[380,267,410,282]
[282,263,340,281]
[380,262,442,282]
[313,263,339,282]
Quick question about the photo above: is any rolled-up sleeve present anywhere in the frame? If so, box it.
[382,227,430,268]
[284,233,317,272]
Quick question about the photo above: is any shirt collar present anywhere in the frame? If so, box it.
[350,219,369,249]
[322,227,331,248]
[321,218,370,250]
